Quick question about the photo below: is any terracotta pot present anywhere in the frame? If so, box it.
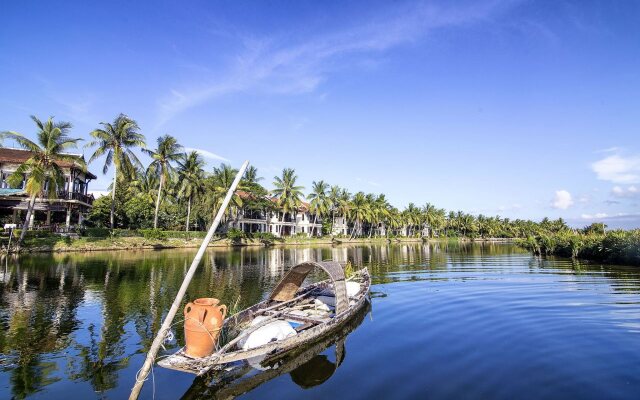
[184,298,227,358]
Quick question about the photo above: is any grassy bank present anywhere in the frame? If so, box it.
[516,229,640,266]
[6,232,428,253]
[2,229,516,253]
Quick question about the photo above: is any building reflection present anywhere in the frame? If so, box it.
[1,243,638,398]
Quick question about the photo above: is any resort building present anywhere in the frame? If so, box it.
[331,216,349,236]
[228,191,322,237]
[0,148,96,230]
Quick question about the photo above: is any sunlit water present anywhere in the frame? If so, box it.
[1,243,639,399]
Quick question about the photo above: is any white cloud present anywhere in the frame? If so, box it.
[156,1,515,126]
[591,154,640,184]
[551,190,574,210]
[611,185,639,198]
[581,213,608,219]
[184,147,230,162]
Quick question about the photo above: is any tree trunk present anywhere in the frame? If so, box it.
[310,213,318,238]
[17,195,37,246]
[153,173,164,229]
[331,210,335,236]
[185,196,192,232]
[110,164,117,229]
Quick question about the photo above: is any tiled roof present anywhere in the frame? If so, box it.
[0,148,97,179]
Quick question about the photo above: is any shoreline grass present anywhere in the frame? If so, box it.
[516,229,640,267]
[4,232,513,254]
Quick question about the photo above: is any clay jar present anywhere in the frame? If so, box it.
[184,298,227,358]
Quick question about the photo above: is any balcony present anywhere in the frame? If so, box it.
[57,191,95,205]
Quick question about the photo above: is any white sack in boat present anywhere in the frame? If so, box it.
[315,281,362,307]
[238,316,297,351]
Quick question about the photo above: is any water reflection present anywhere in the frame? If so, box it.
[0,243,639,399]
[182,303,369,399]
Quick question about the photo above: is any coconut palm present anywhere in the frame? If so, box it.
[177,151,205,232]
[307,180,329,237]
[327,185,341,234]
[272,168,304,235]
[86,114,145,229]
[2,116,84,245]
[243,166,262,185]
[348,192,371,239]
[208,163,244,223]
[372,194,391,237]
[129,166,157,206]
[143,135,182,229]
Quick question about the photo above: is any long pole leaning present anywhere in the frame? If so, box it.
[129,160,249,400]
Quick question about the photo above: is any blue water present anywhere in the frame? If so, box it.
[1,243,639,399]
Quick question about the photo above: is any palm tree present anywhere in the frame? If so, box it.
[87,114,145,229]
[272,168,304,236]
[208,163,244,223]
[129,166,157,206]
[2,116,84,245]
[307,180,329,237]
[176,151,205,232]
[328,185,341,234]
[348,192,371,239]
[143,135,182,229]
[373,194,391,237]
[243,166,262,185]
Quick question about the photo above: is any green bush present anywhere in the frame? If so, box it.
[252,231,279,244]
[226,228,245,244]
[83,227,111,238]
[112,229,143,238]
[516,229,640,266]
[139,228,168,240]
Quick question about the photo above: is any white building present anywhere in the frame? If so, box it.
[0,148,96,229]
[229,191,322,237]
[331,216,349,236]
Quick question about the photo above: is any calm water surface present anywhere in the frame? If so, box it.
[1,243,639,399]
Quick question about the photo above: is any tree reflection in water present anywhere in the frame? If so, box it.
[1,243,635,399]
[182,303,368,399]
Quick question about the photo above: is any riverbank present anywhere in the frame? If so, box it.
[5,234,514,253]
[516,229,640,267]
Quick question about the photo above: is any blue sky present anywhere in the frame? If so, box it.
[1,0,639,228]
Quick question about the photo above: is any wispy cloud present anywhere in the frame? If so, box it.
[156,0,515,126]
[591,153,640,184]
[35,75,97,125]
[611,185,639,198]
[356,177,382,188]
[184,147,230,162]
[581,213,608,219]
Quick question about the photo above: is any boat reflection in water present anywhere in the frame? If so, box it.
[181,302,370,399]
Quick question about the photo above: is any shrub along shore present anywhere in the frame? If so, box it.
[516,229,640,267]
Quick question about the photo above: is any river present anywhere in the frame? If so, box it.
[1,243,639,399]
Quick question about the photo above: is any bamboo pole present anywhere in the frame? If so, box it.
[129,160,249,400]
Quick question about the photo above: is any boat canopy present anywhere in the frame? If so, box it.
[269,261,348,314]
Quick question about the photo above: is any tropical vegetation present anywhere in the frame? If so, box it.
[1,116,84,245]
[2,114,638,267]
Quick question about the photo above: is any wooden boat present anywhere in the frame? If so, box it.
[181,302,371,399]
[158,261,371,376]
